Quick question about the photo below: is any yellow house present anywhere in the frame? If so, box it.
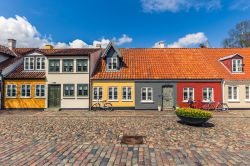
[92,81,135,109]
[3,53,46,110]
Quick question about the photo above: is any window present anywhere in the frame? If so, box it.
[36,57,45,70]
[77,59,88,72]
[228,86,238,101]
[93,87,103,101]
[246,86,250,101]
[6,85,16,97]
[63,59,74,72]
[107,57,118,70]
[232,59,243,72]
[35,85,45,97]
[141,87,153,102]
[21,85,31,97]
[202,88,213,102]
[24,57,34,70]
[49,59,60,72]
[183,88,194,102]
[63,84,74,97]
[122,87,132,101]
[77,84,88,97]
[108,87,118,101]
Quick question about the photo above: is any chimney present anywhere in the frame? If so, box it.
[8,39,16,50]
[157,41,165,48]
[45,44,54,49]
[95,43,102,48]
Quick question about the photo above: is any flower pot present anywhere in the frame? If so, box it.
[177,115,210,125]
[158,106,162,111]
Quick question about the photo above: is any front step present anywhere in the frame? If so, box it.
[45,108,60,112]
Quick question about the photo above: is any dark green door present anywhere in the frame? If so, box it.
[48,85,61,108]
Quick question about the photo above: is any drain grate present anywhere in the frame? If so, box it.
[121,136,144,145]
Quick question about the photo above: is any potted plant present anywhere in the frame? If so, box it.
[175,108,212,125]
[157,95,162,111]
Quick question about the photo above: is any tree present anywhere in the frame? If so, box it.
[223,20,250,48]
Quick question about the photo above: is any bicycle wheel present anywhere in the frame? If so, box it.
[222,103,229,112]
[91,103,100,111]
[104,103,113,111]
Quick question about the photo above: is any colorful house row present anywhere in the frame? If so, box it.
[1,39,250,110]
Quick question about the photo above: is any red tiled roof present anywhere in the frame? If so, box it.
[5,64,45,79]
[92,48,250,80]
[0,45,16,57]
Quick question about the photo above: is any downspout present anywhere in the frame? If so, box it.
[0,71,3,110]
[222,79,225,103]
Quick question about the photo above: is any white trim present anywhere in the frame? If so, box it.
[228,86,239,102]
[36,57,45,70]
[93,87,103,101]
[141,87,153,102]
[24,57,35,71]
[219,53,243,61]
[122,86,132,101]
[20,84,31,98]
[35,84,46,98]
[202,87,214,102]
[76,59,89,73]
[232,59,243,73]
[183,87,194,102]
[6,84,17,97]
[108,86,118,101]
[107,57,119,71]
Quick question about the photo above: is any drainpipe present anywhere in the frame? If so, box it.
[0,71,3,110]
[222,79,225,103]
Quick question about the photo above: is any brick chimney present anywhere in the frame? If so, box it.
[8,39,16,50]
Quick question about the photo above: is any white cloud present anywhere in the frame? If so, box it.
[0,15,49,48]
[166,32,208,48]
[141,0,221,12]
[0,15,133,48]
[230,0,250,11]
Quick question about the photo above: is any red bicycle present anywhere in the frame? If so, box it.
[190,100,229,112]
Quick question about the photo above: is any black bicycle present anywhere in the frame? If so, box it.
[91,99,113,111]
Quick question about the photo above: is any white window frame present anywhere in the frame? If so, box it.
[21,84,31,98]
[77,84,89,97]
[122,87,132,101]
[246,86,250,101]
[35,85,45,98]
[141,87,153,103]
[36,57,45,70]
[93,87,103,101]
[76,59,88,73]
[6,84,16,98]
[183,87,194,102]
[107,57,118,70]
[228,86,239,102]
[108,87,118,101]
[232,59,243,73]
[202,88,214,102]
[24,57,34,70]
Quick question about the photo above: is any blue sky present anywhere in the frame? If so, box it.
[0,0,250,48]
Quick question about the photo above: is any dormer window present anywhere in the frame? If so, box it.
[107,57,118,70]
[36,57,45,70]
[232,59,243,72]
[24,57,34,70]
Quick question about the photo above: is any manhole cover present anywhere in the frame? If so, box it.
[121,136,144,145]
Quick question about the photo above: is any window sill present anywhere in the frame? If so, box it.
[63,97,75,99]
[35,97,46,99]
[20,97,32,99]
[76,72,89,74]
[228,100,240,103]
[122,100,133,102]
[245,100,250,102]
[202,100,214,103]
[141,101,154,103]
[93,100,103,102]
[108,100,119,102]
[77,96,89,99]
[5,97,17,99]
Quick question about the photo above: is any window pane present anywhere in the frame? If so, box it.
[99,88,103,100]
[228,87,232,99]
[246,87,249,99]
[114,88,118,100]
[233,87,237,99]
[128,88,132,100]
[109,88,113,100]
[203,88,207,101]
[122,88,126,100]
[148,88,152,100]
[183,88,188,100]
[142,88,146,100]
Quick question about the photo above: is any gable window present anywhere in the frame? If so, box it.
[24,57,34,70]
[246,86,250,101]
[63,59,74,72]
[93,87,103,101]
[141,87,153,102]
[49,59,60,72]
[35,85,45,97]
[108,87,118,101]
[202,88,213,102]
[228,86,239,101]
[77,59,88,72]
[183,87,194,102]
[122,87,132,101]
[6,85,16,97]
[36,57,45,70]
[232,59,242,72]
[107,57,118,70]
[21,85,31,98]
[77,84,88,97]
[63,84,74,97]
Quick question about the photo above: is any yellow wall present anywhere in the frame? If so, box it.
[92,81,135,107]
[4,79,46,109]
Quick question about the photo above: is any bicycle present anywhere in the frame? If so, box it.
[200,99,229,112]
[91,98,113,111]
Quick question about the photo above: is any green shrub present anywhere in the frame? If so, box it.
[176,108,212,119]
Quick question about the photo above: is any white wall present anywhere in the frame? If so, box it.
[46,56,90,109]
[224,80,250,109]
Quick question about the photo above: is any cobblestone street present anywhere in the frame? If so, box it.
[0,110,249,165]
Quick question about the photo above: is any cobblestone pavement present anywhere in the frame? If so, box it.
[0,110,249,165]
